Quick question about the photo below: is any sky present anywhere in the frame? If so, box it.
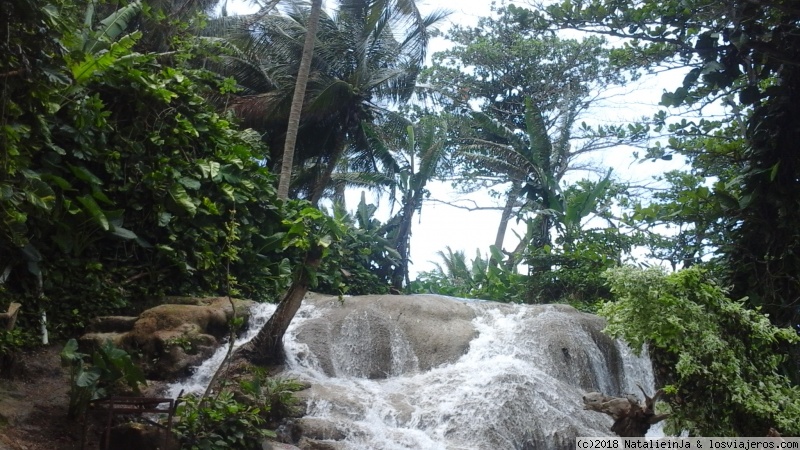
[225,0,692,276]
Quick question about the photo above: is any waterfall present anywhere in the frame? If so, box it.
[166,302,277,399]
[281,294,661,449]
[166,294,660,448]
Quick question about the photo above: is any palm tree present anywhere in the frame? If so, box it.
[278,0,322,200]
[459,98,560,269]
[359,114,450,289]
[220,0,447,203]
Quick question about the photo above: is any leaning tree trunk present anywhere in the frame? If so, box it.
[583,385,669,437]
[390,193,419,291]
[277,0,322,200]
[238,247,323,366]
[492,182,520,266]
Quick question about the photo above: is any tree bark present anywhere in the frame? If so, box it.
[277,0,322,200]
[391,192,420,290]
[238,247,323,366]
[492,182,520,266]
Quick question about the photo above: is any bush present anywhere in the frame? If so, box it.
[60,339,147,418]
[174,392,273,450]
[601,266,800,436]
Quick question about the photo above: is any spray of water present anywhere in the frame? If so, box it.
[168,296,660,449]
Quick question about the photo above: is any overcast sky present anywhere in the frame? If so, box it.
[225,0,690,276]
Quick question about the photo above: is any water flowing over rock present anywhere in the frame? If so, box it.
[279,293,657,449]
[165,293,658,448]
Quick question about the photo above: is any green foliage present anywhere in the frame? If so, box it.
[238,368,304,425]
[600,266,800,436]
[174,369,302,450]
[174,391,273,450]
[534,0,800,364]
[411,246,528,303]
[1,0,310,339]
[316,196,400,295]
[60,338,147,418]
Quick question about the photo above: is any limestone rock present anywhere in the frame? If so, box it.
[87,316,139,333]
[79,297,255,380]
[296,293,477,378]
[295,418,347,441]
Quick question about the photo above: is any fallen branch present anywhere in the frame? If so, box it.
[583,384,669,437]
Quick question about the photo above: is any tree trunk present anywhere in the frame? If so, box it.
[310,138,346,206]
[492,183,520,265]
[277,0,322,200]
[583,386,669,437]
[391,193,419,290]
[238,247,323,366]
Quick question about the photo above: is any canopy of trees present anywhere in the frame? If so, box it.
[2,0,799,437]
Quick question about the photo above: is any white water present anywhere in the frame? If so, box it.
[166,302,277,399]
[168,298,662,449]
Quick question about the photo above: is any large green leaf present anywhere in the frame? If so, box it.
[83,0,143,53]
[72,32,140,83]
[77,194,109,230]
[60,339,85,365]
[169,184,197,216]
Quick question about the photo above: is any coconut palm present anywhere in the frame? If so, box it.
[278,0,322,199]
[218,0,448,203]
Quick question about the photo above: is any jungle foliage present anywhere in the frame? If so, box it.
[3,0,800,438]
[602,266,800,436]
[0,0,313,339]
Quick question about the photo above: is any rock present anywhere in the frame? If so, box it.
[88,316,139,333]
[78,332,127,351]
[262,441,301,450]
[78,296,256,380]
[295,418,347,441]
[296,294,477,378]
[298,437,347,450]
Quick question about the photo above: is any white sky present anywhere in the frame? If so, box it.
[225,0,692,276]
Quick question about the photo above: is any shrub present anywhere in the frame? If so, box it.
[60,339,147,418]
[601,266,800,436]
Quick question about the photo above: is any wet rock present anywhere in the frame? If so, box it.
[295,418,347,441]
[78,297,255,380]
[297,294,477,378]
[262,442,301,450]
[297,437,347,450]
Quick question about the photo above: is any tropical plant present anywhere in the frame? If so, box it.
[238,368,304,425]
[1,0,308,339]
[421,6,650,264]
[277,0,322,200]
[364,114,451,289]
[410,246,528,303]
[238,204,341,366]
[60,338,147,418]
[601,266,800,436]
[174,391,274,450]
[535,0,800,376]
[315,195,401,295]
[213,0,447,203]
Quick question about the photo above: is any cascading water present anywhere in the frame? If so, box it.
[282,294,661,449]
[167,294,661,449]
[166,302,277,399]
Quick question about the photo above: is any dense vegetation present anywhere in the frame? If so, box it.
[1,0,799,439]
